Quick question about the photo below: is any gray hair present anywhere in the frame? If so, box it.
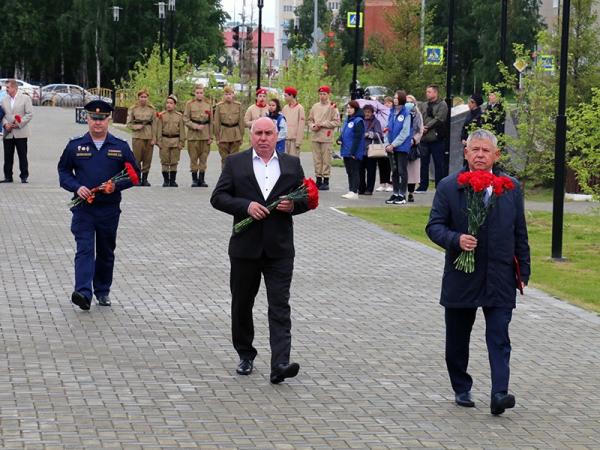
[466,129,498,147]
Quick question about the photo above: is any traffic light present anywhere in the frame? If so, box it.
[232,26,240,50]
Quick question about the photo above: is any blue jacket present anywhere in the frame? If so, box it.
[340,109,365,160]
[385,105,412,153]
[426,168,531,308]
[58,132,140,206]
[0,105,4,123]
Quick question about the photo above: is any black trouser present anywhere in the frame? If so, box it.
[230,255,294,369]
[3,137,28,180]
[359,156,377,193]
[389,151,408,196]
[377,157,391,184]
[418,139,445,190]
[343,157,361,193]
[445,307,513,395]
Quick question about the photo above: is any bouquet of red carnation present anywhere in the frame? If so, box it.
[454,170,515,273]
[68,162,139,208]
[14,115,22,124]
[233,178,319,235]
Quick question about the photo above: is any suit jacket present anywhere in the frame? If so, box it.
[426,168,531,308]
[1,92,33,139]
[210,149,309,259]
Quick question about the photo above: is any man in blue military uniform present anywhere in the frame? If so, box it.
[58,100,140,310]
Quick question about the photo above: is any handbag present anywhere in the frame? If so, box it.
[407,144,421,162]
[367,133,387,158]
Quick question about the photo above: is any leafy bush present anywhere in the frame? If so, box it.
[567,87,600,199]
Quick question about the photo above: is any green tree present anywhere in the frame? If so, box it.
[286,0,332,50]
[567,88,600,199]
[332,0,364,66]
[427,0,542,94]
[117,44,193,109]
[0,0,226,89]
[274,52,336,108]
[546,0,600,105]
[363,0,444,95]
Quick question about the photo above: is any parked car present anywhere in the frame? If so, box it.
[0,78,41,104]
[186,71,228,89]
[364,86,388,102]
[40,83,112,107]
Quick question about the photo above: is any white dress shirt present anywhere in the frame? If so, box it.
[252,149,281,200]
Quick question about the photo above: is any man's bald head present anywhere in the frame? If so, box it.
[251,117,278,159]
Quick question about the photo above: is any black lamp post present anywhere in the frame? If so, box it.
[350,0,362,99]
[551,0,571,260]
[157,2,166,64]
[110,6,122,106]
[257,0,264,89]
[444,0,454,177]
[168,0,176,95]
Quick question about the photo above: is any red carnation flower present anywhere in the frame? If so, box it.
[14,114,22,123]
[125,162,140,186]
[205,110,211,117]
[303,178,319,210]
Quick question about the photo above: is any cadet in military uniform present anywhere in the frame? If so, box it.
[307,85,341,190]
[213,86,245,168]
[127,88,157,186]
[244,87,269,129]
[157,94,186,187]
[183,84,212,187]
[58,100,140,310]
[282,86,305,156]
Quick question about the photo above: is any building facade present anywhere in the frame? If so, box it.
[274,0,342,65]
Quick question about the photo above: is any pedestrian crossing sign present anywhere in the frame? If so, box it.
[347,12,364,28]
[540,55,555,72]
[424,46,444,65]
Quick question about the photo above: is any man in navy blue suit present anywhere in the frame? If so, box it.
[426,129,530,415]
[58,100,139,310]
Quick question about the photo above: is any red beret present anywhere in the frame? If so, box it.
[284,86,298,96]
[318,85,331,94]
[256,88,268,95]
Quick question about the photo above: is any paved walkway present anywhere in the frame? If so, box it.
[0,107,598,449]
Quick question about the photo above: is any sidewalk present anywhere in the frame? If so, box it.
[0,106,598,449]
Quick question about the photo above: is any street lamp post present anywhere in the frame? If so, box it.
[110,6,122,106]
[350,0,362,99]
[157,2,166,64]
[444,0,454,177]
[551,0,571,260]
[168,0,176,95]
[257,0,264,89]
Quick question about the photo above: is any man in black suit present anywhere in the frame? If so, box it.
[211,117,310,384]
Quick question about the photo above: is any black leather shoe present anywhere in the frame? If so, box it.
[455,391,475,407]
[71,291,91,310]
[0,178,13,183]
[236,359,253,375]
[21,178,28,183]
[490,392,516,415]
[270,362,300,384]
[97,295,111,306]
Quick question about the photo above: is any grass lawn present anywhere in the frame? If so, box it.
[342,206,600,314]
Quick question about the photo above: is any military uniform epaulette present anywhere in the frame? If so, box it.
[112,134,127,142]
[69,134,85,141]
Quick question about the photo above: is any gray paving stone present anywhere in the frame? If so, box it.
[0,107,598,448]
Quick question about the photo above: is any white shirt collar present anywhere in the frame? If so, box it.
[252,148,278,163]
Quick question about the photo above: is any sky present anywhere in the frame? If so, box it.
[221,0,276,28]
